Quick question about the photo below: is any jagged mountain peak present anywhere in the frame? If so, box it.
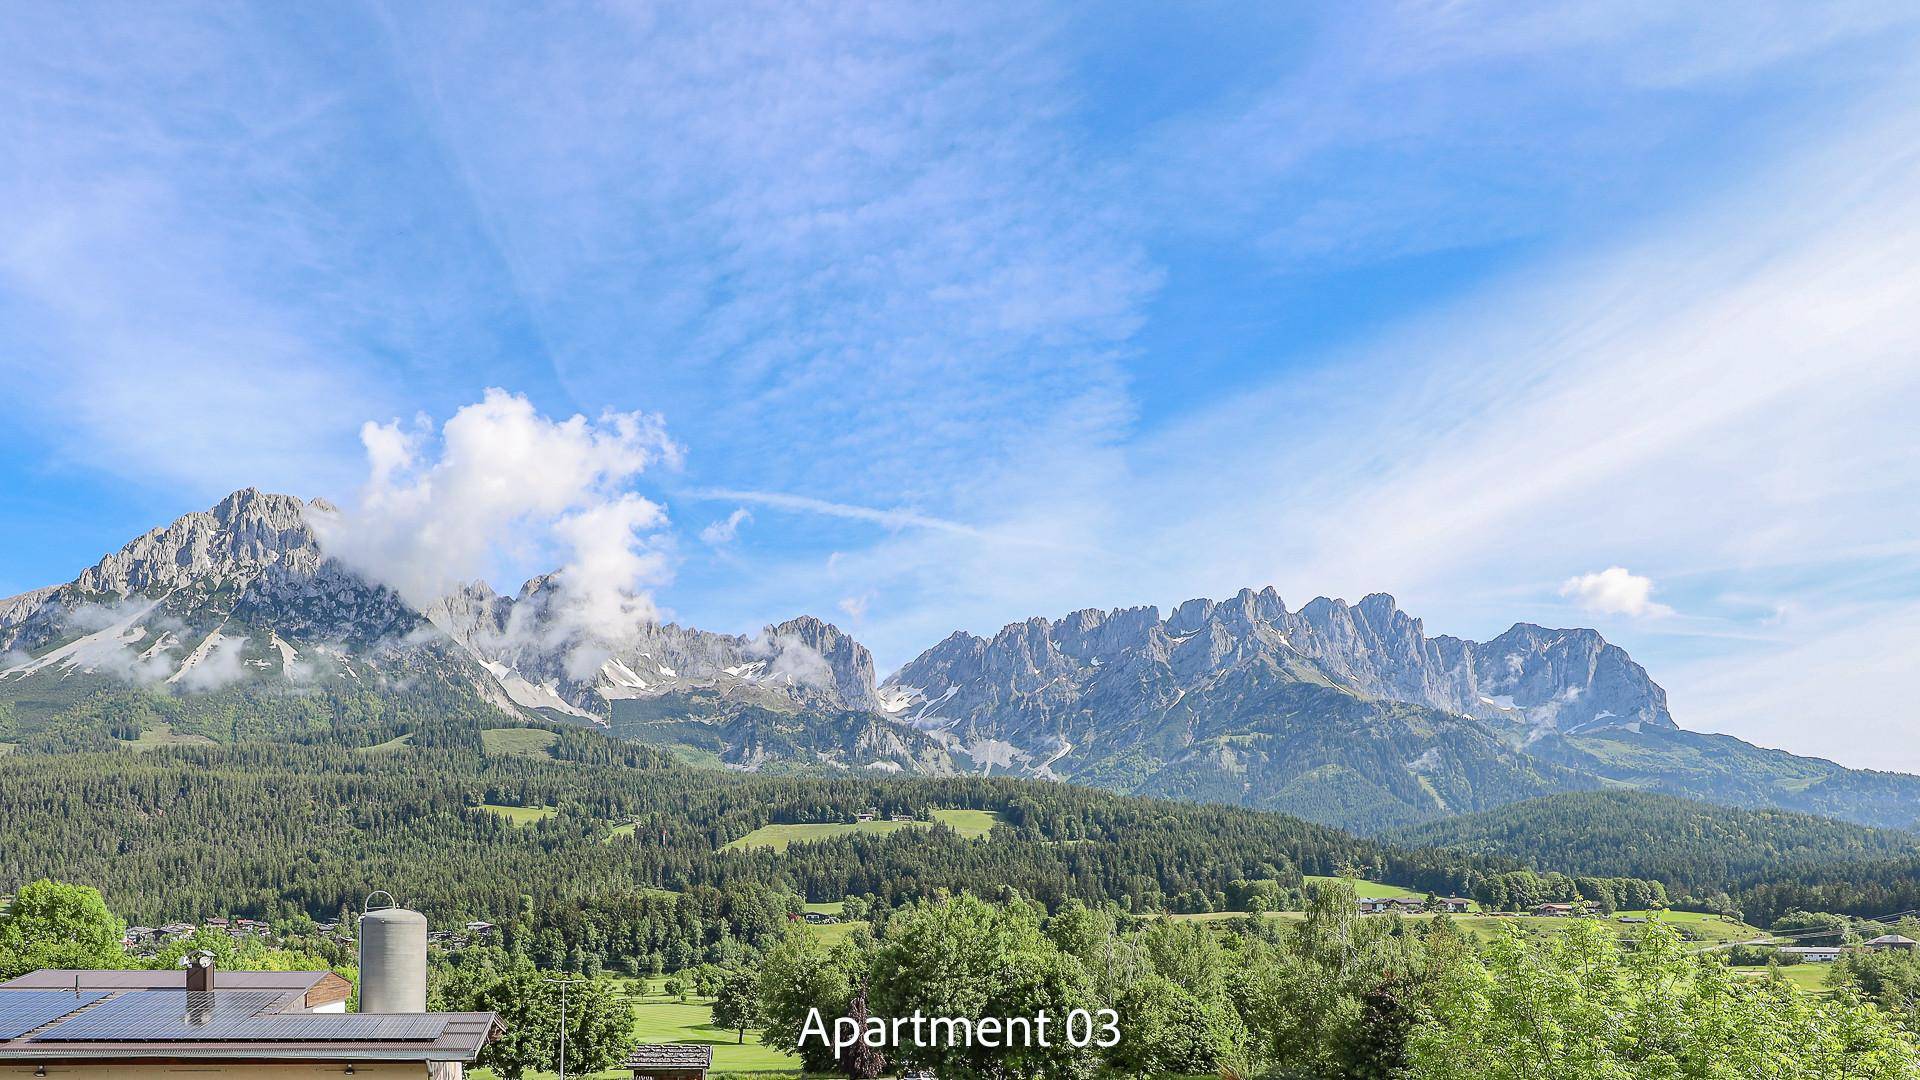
[884,585,1671,740]
[69,488,322,600]
[0,488,485,701]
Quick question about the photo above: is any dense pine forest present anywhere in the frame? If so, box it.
[1387,790,1919,894]
[6,715,1919,933]
[0,731,1516,926]
[1384,789,1920,925]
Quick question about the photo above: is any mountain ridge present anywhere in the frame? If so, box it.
[3,488,1917,832]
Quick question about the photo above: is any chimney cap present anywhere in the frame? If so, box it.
[179,949,216,992]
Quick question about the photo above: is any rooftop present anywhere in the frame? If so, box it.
[2,970,351,1012]
[0,971,498,1064]
[626,1043,715,1069]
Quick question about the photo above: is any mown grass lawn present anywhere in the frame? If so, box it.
[625,978,799,1073]
[471,980,803,1080]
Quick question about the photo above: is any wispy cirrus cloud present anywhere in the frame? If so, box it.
[375,1,1157,504]
[685,489,992,542]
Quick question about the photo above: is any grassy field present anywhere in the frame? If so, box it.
[354,733,414,754]
[1731,962,1834,992]
[724,809,1001,852]
[604,821,639,843]
[469,977,801,1079]
[626,977,799,1074]
[1303,875,1430,901]
[480,727,561,758]
[119,723,217,750]
[478,803,559,826]
[930,807,999,837]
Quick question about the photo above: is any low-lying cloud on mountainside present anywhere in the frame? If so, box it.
[313,388,683,679]
[0,598,257,693]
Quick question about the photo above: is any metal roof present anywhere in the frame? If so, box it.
[0,978,498,1064]
[626,1043,715,1068]
[38,991,445,1042]
[0,992,110,1040]
[0,970,352,1010]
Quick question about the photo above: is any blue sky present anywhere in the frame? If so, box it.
[4,2,1920,767]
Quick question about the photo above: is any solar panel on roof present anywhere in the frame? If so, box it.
[0,991,109,1039]
[35,992,444,1042]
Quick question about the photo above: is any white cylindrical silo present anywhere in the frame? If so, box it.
[358,894,428,1014]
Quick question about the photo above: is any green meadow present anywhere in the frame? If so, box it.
[723,808,1000,852]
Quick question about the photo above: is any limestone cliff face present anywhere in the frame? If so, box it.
[885,586,1672,749]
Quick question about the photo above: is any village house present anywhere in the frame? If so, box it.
[1866,934,1919,952]
[1779,945,1846,962]
[1438,897,1472,913]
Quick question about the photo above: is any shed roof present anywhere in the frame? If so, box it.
[626,1043,715,1068]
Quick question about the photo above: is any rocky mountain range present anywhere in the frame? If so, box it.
[3,488,1917,832]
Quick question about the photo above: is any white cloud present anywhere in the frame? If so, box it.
[170,632,252,693]
[745,631,832,691]
[699,508,752,547]
[837,592,873,624]
[1559,568,1674,619]
[315,389,680,674]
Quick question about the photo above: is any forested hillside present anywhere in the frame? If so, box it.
[0,733,1514,928]
[1387,790,1919,896]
